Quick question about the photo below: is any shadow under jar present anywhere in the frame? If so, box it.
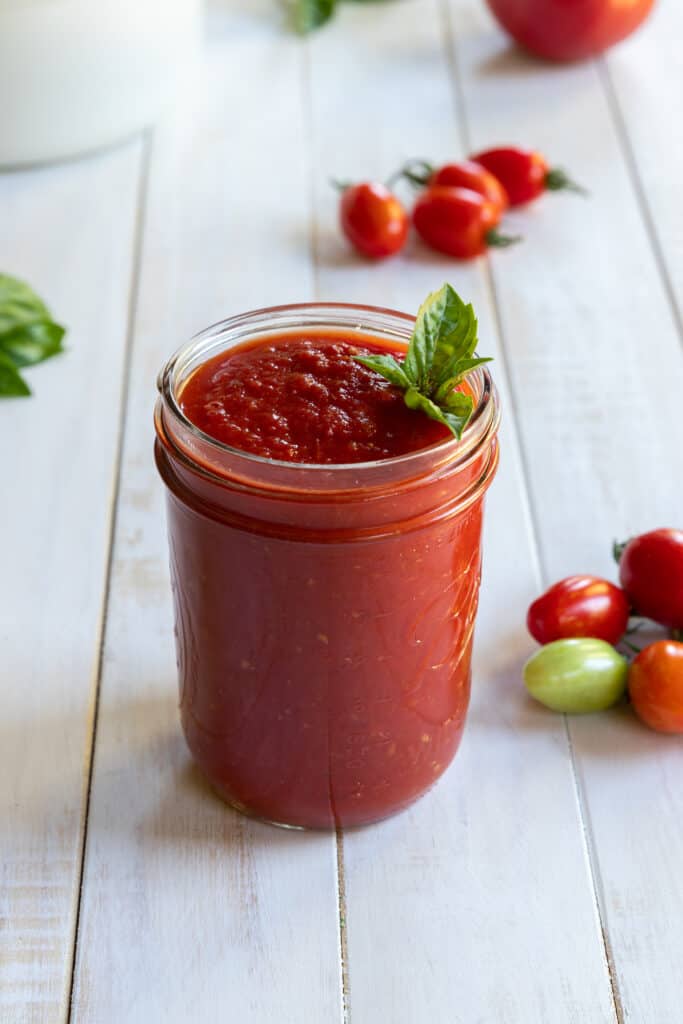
[154,303,500,829]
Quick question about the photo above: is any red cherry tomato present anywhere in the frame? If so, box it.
[339,183,408,259]
[486,0,655,62]
[629,641,683,734]
[431,162,508,214]
[618,529,683,631]
[470,147,584,206]
[413,186,517,260]
[400,159,508,215]
[527,575,630,646]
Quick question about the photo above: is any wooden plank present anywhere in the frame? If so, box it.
[603,0,683,342]
[446,2,683,1020]
[69,7,343,1022]
[309,2,618,1020]
[0,143,143,1021]
[593,4,683,1020]
[446,0,683,563]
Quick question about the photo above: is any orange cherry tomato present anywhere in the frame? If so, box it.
[629,641,683,734]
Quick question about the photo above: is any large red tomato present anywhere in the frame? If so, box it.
[486,0,656,62]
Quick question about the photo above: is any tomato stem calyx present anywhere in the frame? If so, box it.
[485,228,521,249]
[388,159,435,189]
[612,538,629,565]
[545,168,588,196]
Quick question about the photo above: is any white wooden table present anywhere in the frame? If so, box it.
[2,2,683,1021]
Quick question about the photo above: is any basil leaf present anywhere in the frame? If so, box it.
[408,287,450,383]
[0,273,67,398]
[440,388,475,417]
[450,355,493,377]
[404,387,473,440]
[354,353,411,389]
[0,319,65,368]
[0,351,31,397]
[292,0,336,32]
[0,273,51,336]
[426,290,478,380]
[353,284,490,440]
[434,357,493,404]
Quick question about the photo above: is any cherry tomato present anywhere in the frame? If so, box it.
[413,186,518,260]
[338,182,408,259]
[629,641,683,734]
[527,575,629,646]
[524,638,627,714]
[486,0,655,62]
[617,529,683,631]
[470,147,584,206]
[399,159,508,215]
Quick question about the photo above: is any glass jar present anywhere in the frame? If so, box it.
[154,303,500,829]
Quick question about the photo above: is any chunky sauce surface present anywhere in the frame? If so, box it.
[179,333,449,463]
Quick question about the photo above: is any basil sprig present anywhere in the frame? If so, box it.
[292,0,335,31]
[355,284,492,440]
[0,274,65,397]
[291,0,386,33]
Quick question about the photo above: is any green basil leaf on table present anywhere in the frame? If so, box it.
[292,0,336,33]
[290,0,390,33]
[0,351,32,397]
[0,320,65,368]
[0,273,66,397]
[0,273,51,334]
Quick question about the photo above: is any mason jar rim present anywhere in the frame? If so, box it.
[156,301,499,489]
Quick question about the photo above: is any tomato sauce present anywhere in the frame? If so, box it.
[155,311,500,828]
[179,334,449,464]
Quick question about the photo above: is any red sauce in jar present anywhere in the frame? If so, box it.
[179,334,449,464]
[156,319,499,828]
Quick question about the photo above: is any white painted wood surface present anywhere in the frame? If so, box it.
[2,1,682,1021]
[446,4,683,1022]
[604,1,683,331]
[69,8,342,1023]
[0,144,143,1020]
[309,2,617,1020]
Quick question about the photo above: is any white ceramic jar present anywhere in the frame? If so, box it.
[0,0,201,167]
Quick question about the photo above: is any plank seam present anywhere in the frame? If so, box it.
[301,33,348,1024]
[598,57,683,354]
[437,0,544,592]
[302,37,321,304]
[563,718,626,1024]
[336,829,351,1024]
[438,2,623,1020]
[63,130,154,1024]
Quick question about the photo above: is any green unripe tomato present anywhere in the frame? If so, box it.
[523,638,628,713]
